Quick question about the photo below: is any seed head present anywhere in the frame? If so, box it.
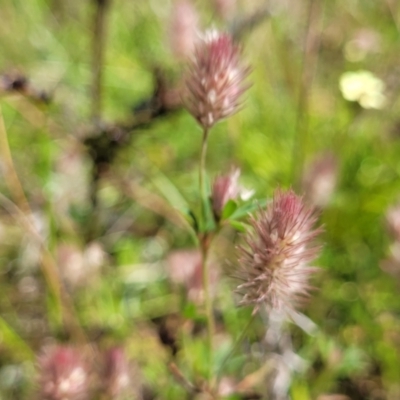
[38,346,89,400]
[184,30,250,129]
[212,168,240,220]
[236,189,322,315]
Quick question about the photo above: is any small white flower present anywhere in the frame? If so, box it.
[339,70,386,109]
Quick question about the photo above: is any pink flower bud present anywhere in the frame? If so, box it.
[212,168,240,219]
[236,189,322,314]
[38,346,89,400]
[185,30,250,129]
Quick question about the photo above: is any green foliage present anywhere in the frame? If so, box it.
[0,0,400,398]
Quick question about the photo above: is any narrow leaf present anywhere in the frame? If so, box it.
[222,199,238,220]
[229,199,269,220]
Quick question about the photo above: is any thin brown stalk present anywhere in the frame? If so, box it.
[168,362,201,394]
[291,0,324,189]
[0,111,29,214]
[0,107,86,343]
[91,0,111,121]
[385,0,400,32]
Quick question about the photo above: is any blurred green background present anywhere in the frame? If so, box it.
[0,0,400,399]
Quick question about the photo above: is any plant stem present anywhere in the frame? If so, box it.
[291,0,323,189]
[199,127,209,224]
[216,313,256,384]
[199,127,215,379]
[200,236,214,380]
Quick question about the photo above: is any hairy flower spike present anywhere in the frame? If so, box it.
[185,30,250,129]
[38,346,89,400]
[236,189,322,315]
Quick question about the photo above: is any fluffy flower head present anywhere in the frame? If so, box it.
[185,30,250,128]
[236,189,322,314]
[38,346,89,400]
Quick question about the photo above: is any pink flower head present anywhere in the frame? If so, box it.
[236,189,322,314]
[185,30,250,129]
[212,168,240,219]
[38,346,89,400]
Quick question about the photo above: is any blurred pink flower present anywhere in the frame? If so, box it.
[236,189,322,314]
[38,346,89,400]
[344,28,381,62]
[302,152,338,208]
[185,30,250,129]
[169,0,199,60]
[57,241,105,289]
[102,347,132,398]
[386,204,400,243]
[166,249,219,303]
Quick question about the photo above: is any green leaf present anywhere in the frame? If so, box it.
[182,302,200,320]
[185,209,199,233]
[199,197,216,233]
[229,198,269,220]
[229,220,248,232]
[152,173,189,212]
[150,170,199,243]
[0,317,34,361]
[221,199,238,220]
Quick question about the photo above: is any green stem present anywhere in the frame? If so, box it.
[199,127,209,227]
[216,313,256,384]
[199,127,214,380]
[200,236,214,380]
